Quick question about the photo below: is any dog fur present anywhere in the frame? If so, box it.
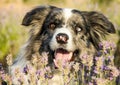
[11,5,116,85]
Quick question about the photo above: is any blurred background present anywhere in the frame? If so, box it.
[0,0,120,67]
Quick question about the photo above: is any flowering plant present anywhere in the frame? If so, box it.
[0,41,119,85]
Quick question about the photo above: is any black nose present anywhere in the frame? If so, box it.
[56,33,69,44]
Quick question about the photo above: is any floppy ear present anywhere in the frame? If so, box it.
[22,5,56,26]
[81,11,115,49]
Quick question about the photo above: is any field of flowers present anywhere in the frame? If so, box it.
[0,41,119,85]
[0,0,120,85]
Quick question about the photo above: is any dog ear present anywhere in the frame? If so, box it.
[22,5,57,26]
[81,11,115,49]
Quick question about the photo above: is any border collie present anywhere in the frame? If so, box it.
[11,5,116,85]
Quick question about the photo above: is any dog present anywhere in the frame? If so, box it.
[10,5,116,85]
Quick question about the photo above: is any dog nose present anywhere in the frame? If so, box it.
[56,33,69,44]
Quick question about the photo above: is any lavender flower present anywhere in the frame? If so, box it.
[23,65,29,74]
[6,54,13,66]
[1,41,119,85]
[73,62,80,72]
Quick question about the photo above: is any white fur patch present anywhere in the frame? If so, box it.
[63,8,72,23]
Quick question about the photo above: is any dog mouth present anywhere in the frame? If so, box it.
[53,48,78,68]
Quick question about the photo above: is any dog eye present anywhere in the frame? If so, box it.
[76,27,82,32]
[49,23,56,30]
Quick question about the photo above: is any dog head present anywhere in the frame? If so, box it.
[22,5,115,66]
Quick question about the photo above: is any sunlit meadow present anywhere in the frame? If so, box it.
[0,0,120,85]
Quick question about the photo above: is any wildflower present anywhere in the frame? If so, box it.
[108,66,119,77]
[81,54,93,66]
[44,66,53,79]
[103,66,110,71]
[110,42,116,49]
[39,69,45,77]
[45,66,51,73]
[108,56,114,61]
[95,57,103,68]
[41,52,49,64]
[36,70,41,76]
[88,82,93,85]
[96,78,108,85]
[99,42,103,50]
[17,74,25,84]
[73,62,80,72]
[80,54,89,64]
[31,53,38,66]
[93,80,97,85]
[96,51,102,57]
[95,57,99,61]
[104,41,111,50]
[6,54,13,66]
[62,60,72,70]
[23,65,29,74]
[1,73,6,80]
[0,41,118,85]
[45,73,53,79]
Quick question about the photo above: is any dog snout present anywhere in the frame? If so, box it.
[56,33,69,44]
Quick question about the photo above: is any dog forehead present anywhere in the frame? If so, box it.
[63,8,72,20]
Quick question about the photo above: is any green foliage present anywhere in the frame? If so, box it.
[0,15,26,59]
[92,0,113,5]
[0,24,15,59]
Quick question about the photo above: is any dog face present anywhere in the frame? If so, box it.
[22,5,115,66]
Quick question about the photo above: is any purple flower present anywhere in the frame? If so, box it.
[102,66,109,71]
[1,74,5,80]
[81,54,88,59]
[96,51,102,57]
[104,42,111,49]
[93,80,97,85]
[39,69,45,77]
[36,70,41,76]
[23,65,29,74]
[45,66,51,72]
[45,73,53,79]
[99,42,103,50]
[110,42,116,49]
[95,57,99,61]
[93,69,99,74]
[108,56,114,60]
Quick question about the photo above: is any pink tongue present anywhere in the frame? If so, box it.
[54,49,73,67]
